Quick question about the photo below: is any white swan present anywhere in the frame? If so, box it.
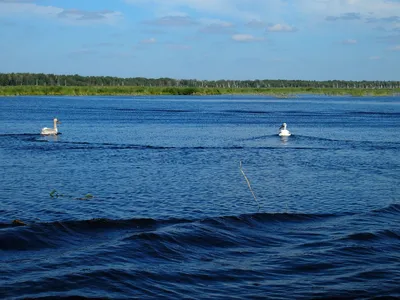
[278,122,291,137]
[41,118,61,135]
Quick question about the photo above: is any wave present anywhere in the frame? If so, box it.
[0,212,338,251]
[0,133,38,137]
[293,135,400,150]
[3,135,327,151]
[0,211,336,230]
[2,209,399,299]
[21,297,109,300]
[4,206,398,252]
[350,111,400,116]
[116,108,194,113]
[2,132,399,153]
[56,141,174,150]
[222,109,272,114]
[342,229,400,242]
[241,133,400,146]
[372,203,400,215]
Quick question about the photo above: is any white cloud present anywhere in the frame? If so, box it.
[245,19,266,28]
[326,13,361,21]
[125,0,400,23]
[0,2,62,16]
[342,39,358,44]
[143,15,198,26]
[7,0,395,29]
[59,9,123,25]
[199,20,235,34]
[0,2,122,25]
[199,18,233,26]
[295,0,400,19]
[389,45,400,51]
[124,0,285,21]
[267,24,296,32]
[141,37,156,44]
[232,34,264,42]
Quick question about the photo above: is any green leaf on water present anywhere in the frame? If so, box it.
[50,189,58,198]
[49,189,65,198]
[76,193,94,200]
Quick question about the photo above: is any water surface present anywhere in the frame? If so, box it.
[1,95,399,299]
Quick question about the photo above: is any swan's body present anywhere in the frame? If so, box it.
[41,118,60,135]
[278,122,291,137]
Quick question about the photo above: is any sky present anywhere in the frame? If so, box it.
[0,0,399,81]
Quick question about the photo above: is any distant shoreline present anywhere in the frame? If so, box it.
[0,86,399,97]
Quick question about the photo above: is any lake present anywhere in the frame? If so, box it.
[1,95,399,299]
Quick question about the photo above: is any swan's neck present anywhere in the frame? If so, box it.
[282,124,287,130]
[53,120,58,131]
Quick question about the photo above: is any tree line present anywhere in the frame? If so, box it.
[1,72,399,89]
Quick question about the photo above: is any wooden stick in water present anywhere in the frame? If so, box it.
[239,161,260,211]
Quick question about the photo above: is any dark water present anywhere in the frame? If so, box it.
[1,95,399,299]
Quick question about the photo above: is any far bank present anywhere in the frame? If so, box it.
[0,85,399,97]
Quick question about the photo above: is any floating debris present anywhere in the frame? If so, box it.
[12,219,27,226]
[239,161,260,211]
[76,194,94,201]
[49,189,63,198]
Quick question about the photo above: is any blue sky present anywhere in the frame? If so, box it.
[0,0,399,80]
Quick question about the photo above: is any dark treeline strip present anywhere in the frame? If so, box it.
[1,72,400,89]
[1,85,399,97]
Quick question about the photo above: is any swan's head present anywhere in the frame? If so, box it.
[54,118,61,124]
[282,122,287,126]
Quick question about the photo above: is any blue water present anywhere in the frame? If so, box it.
[0,95,399,299]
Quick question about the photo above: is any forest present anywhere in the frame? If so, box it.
[1,72,399,89]
[0,73,399,96]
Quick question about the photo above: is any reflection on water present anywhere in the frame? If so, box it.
[39,134,62,142]
[280,136,289,144]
